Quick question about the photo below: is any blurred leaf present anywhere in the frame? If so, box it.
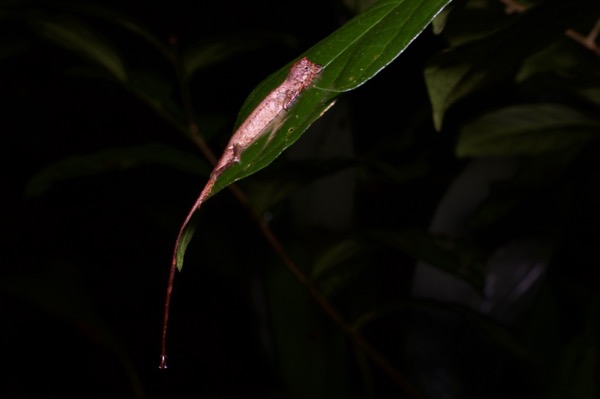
[175,0,451,271]
[31,15,127,82]
[373,229,485,292]
[70,3,174,59]
[368,157,429,183]
[353,299,540,366]
[182,33,296,80]
[26,143,209,196]
[130,70,174,101]
[245,159,356,215]
[0,262,145,398]
[468,153,575,231]
[312,238,367,279]
[516,40,600,114]
[431,2,451,35]
[310,237,376,298]
[127,69,187,128]
[425,2,571,130]
[456,103,600,157]
[513,28,600,111]
[551,333,598,399]
[550,300,599,399]
[0,38,32,60]
[432,0,515,46]
[578,87,600,108]
[265,255,352,399]
[517,42,584,83]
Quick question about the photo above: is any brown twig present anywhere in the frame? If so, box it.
[498,0,527,15]
[496,1,600,57]
[566,18,600,56]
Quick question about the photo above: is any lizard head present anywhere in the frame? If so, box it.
[287,57,323,88]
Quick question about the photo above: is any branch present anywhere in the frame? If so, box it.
[498,0,528,15]
[497,1,600,57]
[566,18,600,56]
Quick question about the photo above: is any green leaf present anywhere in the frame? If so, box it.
[175,0,451,271]
[342,0,380,14]
[373,229,485,293]
[368,157,429,183]
[72,3,174,60]
[244,159,356,215]
[551,334,598,399]
[312,238,367,279]
[0,38,31,60]
[216,0,452,195]
[516,40,600,109]
[308,0,451,92]
[265,255,352,399]
[516,42,583,84]
[126,69,187,129]
[468,154,575,231]
[26,144,209,196]
[578,87,600,108]
[549,299,599,399]
[309,237,378,298]
[0,262,145,397]
[432,1,505,45]
[456,103,600,157]
[425,2,569,130]
[353,299,540,366]
[31,15,127,82]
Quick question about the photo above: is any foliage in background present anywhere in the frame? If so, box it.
[1,0,599,398]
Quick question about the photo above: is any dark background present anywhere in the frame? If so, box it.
[2,0,599,398]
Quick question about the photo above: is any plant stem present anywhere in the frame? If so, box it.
[566,18,600,56]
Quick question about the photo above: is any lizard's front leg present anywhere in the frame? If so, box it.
[283,88,300,111]
[214,144,243,176]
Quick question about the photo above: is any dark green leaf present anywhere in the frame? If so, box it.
[353,299,540,366]
[309,237,379,298]
[549,299,599,399]
[126,70,187,129]
[517,42,584,83]
[31,15,127,82]
[63,2,174,59]
[312,238,367,279]
[457,103,600,157]
[244,159,356,215]
[373,229,485,292]
[0,263,145,397]
[425,3,571,130]
[432,0,517,46]
[578,87,600,108]
[468,154,575,231]
[265,257,352,399]
[551,334,598,399]
[26,144,209,196]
